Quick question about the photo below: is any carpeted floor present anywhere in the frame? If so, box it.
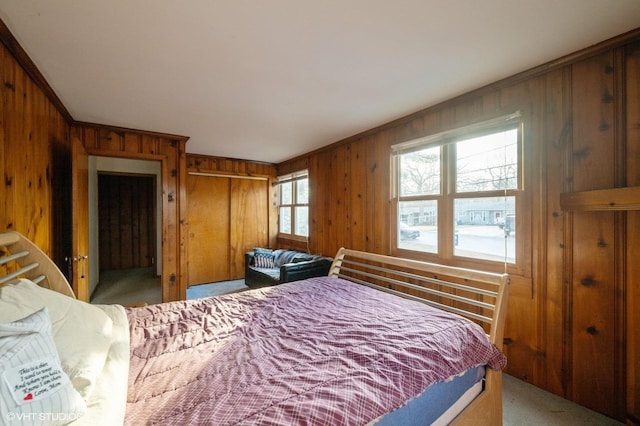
[90,267,163,305]
[502,374,622,425]
[90,268,249,306]
[90,268,622,425]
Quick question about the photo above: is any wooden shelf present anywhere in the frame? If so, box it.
[560,186,640,212]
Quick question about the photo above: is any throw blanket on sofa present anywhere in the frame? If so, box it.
[125,276,506,425]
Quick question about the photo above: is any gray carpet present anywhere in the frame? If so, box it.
[90,268,248,306]
[502,374,622,425]
[187,279,248,299]
[91,267,163,305]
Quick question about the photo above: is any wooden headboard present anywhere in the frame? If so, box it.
[329,247,510,349]
[0,231,75,298]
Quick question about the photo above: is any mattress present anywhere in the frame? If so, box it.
[125,276,506,425]
[374,365,485,425]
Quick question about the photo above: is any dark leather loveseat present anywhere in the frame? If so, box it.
[245,249,332,288]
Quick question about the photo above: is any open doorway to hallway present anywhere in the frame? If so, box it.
[89,158,162,306]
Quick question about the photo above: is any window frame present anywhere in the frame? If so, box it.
[277,171,309,241]
[391,112,528,275]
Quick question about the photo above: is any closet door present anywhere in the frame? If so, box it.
[229,178,269,279]
[186,174,230,285]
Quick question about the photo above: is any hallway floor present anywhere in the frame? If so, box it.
[90,268,248,306]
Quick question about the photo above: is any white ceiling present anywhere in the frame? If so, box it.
[1,1,639,163]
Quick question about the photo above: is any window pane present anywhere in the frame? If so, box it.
[296,178,309,204]
[295,206,308,237]
[398,200,437,253]
[281,182,292,204]
[456,128,518,192]
[279,207,291,234]
[454,196,515,263]
[399,146,440,196]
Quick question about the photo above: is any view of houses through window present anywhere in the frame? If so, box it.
[278,171,309,238]
[394,115,521,264]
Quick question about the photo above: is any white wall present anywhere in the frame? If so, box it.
[88,156,162,296]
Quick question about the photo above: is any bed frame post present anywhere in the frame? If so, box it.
[328,247,346,277]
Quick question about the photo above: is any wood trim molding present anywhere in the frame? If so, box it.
[74,121,190,143]
[560,186,640,211]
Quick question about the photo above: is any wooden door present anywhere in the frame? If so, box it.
[230,178,269,279]
[71,136,90,301]
[187,174,230,285]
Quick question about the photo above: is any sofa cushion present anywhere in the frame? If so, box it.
[253,248,275,268]
[273,250,312,267]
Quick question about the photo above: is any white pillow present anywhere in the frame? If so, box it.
[0,279,113,401]
[0,308,86,425]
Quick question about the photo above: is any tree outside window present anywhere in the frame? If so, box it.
[393,114,522,265]
[279,172,309,238]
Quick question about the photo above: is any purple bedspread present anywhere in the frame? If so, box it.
[125,276,506,425]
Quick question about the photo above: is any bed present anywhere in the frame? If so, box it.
[0,231,509,425]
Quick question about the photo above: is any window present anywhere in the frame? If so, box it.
[278,171,309,238]
[393,113,522,266]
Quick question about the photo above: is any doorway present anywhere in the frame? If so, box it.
[89,157,162,305]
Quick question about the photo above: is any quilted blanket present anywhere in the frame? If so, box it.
[125,276,506,425]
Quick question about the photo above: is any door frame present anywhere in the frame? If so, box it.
[90,157,163,297]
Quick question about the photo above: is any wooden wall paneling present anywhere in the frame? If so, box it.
[0,44,66,255]
[186,174,230,285]
[131,178,141,266]
[0,46,6,237]
[570,212,617,416]
[489,81,543,386]
[97,174,154,271]
[0,40,66,268]
[525,82,548,387]
[229,178,269,278]
[159,139,183,302]
[611,48,627,425]
[308,154,323,254]
[625,39,640,425]
[4,59,22,236]
[99,129,123,152]
[124,132,142,154]
[178,146,188,295]
[70,134,89,301]
[627,211,640,425]
[326,146,339,255]
[317,150,331,255]
[25,63,46,242]
[23,76,36,238]
[119,176,133,268]
[97,176,111,270]
[267,176,278,249]
[543,67,572,397]
[367,130,391,255]
[569,53,619,418]
[334,144,350,252]
[142,136,159,155]
[140,176,154,267]
[348,139,367,251]
[107,177,119,268]
[314,149,332,255]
